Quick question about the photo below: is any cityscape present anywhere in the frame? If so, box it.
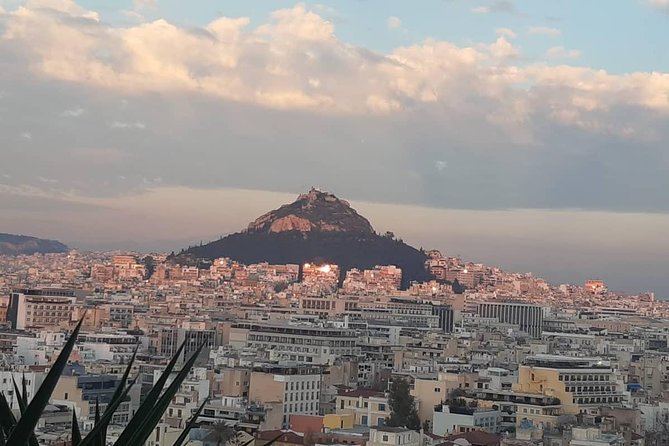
[2,1,669,446]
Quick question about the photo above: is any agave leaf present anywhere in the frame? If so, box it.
[171,397,210,446]
[95,399,102,446]
[0,426,5,446]
[0,392,17,437]
[11,375,24,415]
[125,343,206,446]
[78,377,137,446]
[10,375,40,446]
[72,409,82,446]
[21,373,28,411]
[101,345,138,442]
[112,340,186,446]
[6,316,85,446]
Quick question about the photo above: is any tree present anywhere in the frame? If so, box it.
[205,422,237,446]
[452,279,466,294]
[386,378,421,431]
[142,255,156,279]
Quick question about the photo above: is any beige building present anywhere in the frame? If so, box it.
[7,288,77,329]
[335,388,390,427]
[249,365,322,428]
[411,371,480,422]
[367,427,421,446]
[212,367,251,397]
[513,355,624,417]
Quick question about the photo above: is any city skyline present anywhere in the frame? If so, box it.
[1,0,669,294]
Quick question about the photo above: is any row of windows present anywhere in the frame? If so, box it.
[575,396,620,404]
[287,391,318,401]
[566,386,616,393]
[284,402,318,413]
[285,381,320,391]
[559,374,611,382]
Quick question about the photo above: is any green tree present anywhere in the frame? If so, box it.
[452,278,466,294]
[386,378,421,431]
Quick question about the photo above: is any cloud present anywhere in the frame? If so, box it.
[647,0,669,12]
[546,46,581,60]
[387,16,402,30]
[60,107,85,117]
[472,1,518,14]
[0,0,668,220]
[528,26,561,36]
[20,132,32,139]
[110,121,146,129]
[495,27,517,39]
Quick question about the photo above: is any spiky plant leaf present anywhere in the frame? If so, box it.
[95,399,102,446]
[11,376,24,415]
[171,397,210,446]
[0,392,17,438]
[6,316,85,446]
[124,343,205,446]
[10,375,40,446]
[101,345,138,443]
[72,410,82,446]
[21,374,28,412]
[78,377,137,446]
[112,341,186,446]
[0,426,5,446]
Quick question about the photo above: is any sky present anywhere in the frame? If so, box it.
[0,0,668,295]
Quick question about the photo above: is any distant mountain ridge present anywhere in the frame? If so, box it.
[181,188,433,288]
[0,233,69,256]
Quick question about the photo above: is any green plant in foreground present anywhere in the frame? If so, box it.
[0,317,210,446]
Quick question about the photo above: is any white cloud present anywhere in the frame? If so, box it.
[387,16,402,30]
[647,0,669,11]
[528,26,561,36]
[472,6,490,13]
[20,132,32,139]
[496,27,517,38]
[110,121,146,129]
[546,46,581,60]
[60,107,85,117]
[0,0,667,139]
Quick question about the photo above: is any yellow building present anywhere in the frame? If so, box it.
[324,413,355,429]
[513,355,623,417]
[335,388,390,427]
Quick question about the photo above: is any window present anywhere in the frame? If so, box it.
[64,393,69,400]
[434,387,441,393]
[382,435,389,442]
[378,403,386,411]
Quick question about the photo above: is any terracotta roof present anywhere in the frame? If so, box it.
[337,388,386,398]
[444,431,501,446]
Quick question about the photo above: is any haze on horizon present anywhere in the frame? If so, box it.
[1,0,668,295]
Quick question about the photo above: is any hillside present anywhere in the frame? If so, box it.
[181,188,432,288]
[0,233,69,256]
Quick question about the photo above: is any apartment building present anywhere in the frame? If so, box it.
[432,404,501,436]
[230,322,359,365]
[335,387,390,427]
[248,365,322,428]
[513,355,624,417]
[7,288,77,329]
[477,302,544,338]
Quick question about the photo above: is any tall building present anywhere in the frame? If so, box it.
[432,305,455,333]
[477,302,544,338]
[248,365,322,428]
[6,288,77,330]
[229,322,359,365]
[514,355,624,418]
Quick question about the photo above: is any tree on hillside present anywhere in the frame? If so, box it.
[452,279,466,294]
[386,378,421,431]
